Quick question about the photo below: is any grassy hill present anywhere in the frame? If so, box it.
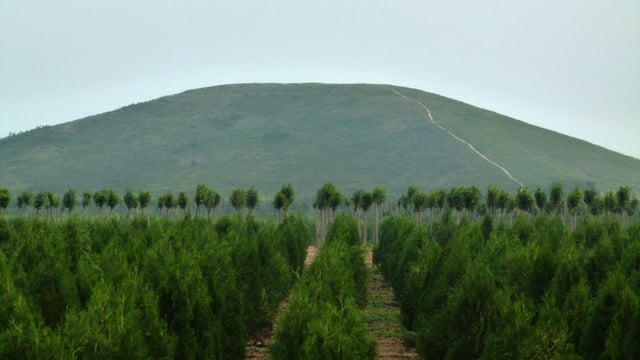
[1,83,639,199]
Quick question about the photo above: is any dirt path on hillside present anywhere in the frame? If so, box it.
[364,251,418,360]
[246,245,318,359]
[389,87,523,186]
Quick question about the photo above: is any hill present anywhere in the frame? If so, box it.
[1,83,639,198]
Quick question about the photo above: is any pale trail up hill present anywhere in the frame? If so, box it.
[389,87,522,186]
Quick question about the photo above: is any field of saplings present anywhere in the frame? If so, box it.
[0,215,308,359]
[376,211,640,359]
[0,182,639,359]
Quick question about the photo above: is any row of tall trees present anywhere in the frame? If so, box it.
[393,183,638,228]
[0,184,297,222]
[1,183,637,235]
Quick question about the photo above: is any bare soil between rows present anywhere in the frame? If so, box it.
[246,246,417,359]
[245,245,318,359]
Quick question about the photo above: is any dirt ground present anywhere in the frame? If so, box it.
[247,246,417,359]
[245,245,318,359]
[364,250,418,360]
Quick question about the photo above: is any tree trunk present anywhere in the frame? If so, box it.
[374,205,380,245]
[363,210,368,245]
[356,208,362,240]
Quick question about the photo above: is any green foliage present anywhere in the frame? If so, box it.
[230,188,247,215]
[273,184,295,222]
[81,190,92,211]
[93,189,107,214]
[271,220,376,360]
[246,187,258,214]
[4,84,640,197]
[106,189,119,213]
[371,186,386,206]
[123,189,138,214]
[315,183,343,211]
[375,213,640,359]
[33,192,48,215]
[62,188,77,214]
[277,215,311,273]
[534,187,547,211]
[0,189,11,212]
[177,190,189,214]
[138,190,151,213]
[516,186,534,213]
[550,182,565,213]
[0,215,301,359]
[16,191,32,213]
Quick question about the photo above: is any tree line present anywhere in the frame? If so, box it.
[0,184,298,222]
[1,182,637,236]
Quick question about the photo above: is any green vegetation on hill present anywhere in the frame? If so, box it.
[1,83,639,197]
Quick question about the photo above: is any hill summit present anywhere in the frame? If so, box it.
[1,83,639,196]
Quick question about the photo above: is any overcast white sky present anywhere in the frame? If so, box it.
[2,0,639,159]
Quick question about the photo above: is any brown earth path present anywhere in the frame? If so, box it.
[246,245,318,359]
[364,250,419,360]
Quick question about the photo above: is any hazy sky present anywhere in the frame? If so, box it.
[2,0,639,159]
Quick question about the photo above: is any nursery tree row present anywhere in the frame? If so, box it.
[374,212,640,359]
[270,214,376,359]
[0,214,309,359]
